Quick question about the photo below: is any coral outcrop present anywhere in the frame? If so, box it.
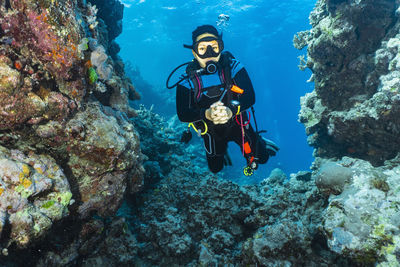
[314,160,353,195]
[0,0,143,252]
[5,105,203,266]
[295,0,400,265]
[295,0,399,165]
[66,102,142,218]
[35,216,138,267]
[125,163,350,266]
[131,105,204,180]
[0,146,71,248]
[87,0,124,45]
[313,156,400,265]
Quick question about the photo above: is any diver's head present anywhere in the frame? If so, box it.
[184,25,224,71]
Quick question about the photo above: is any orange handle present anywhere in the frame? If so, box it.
[231,85,244,94]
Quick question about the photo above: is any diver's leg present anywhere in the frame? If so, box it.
[250,127,269,164]
[206,154,225,173]
[231,122,269,164]
[203,133,226,173]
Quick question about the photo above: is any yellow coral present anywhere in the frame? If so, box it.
[19,178,32,189]
[19,164,31,180]
[0,188,3,196]
[22,164,30,177]
[35,167,44,174]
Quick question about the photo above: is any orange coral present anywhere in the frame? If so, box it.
[14,60,23,70]
[71,88,79,98]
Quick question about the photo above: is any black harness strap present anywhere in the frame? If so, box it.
[220,52,234,105]
[186,52,235,105]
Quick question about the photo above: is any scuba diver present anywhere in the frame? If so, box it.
[166,25,279,175]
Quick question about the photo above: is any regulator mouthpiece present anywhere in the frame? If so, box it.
[205,61,217,74]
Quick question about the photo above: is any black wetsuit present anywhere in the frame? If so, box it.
[176,52,268,173]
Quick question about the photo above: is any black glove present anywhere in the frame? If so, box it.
[180,130,192,144]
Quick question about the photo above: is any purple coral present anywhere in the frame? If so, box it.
[1,6,81,80]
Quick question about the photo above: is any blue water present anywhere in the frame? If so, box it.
[117,0,316,178]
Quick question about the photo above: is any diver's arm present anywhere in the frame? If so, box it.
[232,68,256,111]
[176,83,207,122]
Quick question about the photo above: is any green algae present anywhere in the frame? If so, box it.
[88,67,98,84]
[58,191,72,206]
[15,185,33,199]
[42,200,55,209]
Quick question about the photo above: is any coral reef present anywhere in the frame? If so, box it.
[294,0,400,165]
[4,105,204,266]
[65,102,143,218]
[131,105,205,181]
[87,0,124,46]
[3,0,400,265]
[35,217,138,267]
[315,156,400,265]
[124,164,351,266]
[314,160,353,195]
[0,0,143,254]
[294,0,400,265]
[0,146,71,248]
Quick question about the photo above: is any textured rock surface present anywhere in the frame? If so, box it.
[314,160,353,195]
[316,156,400,265]
[294,0,400,165]
[35,217,138,267]
[0,146,71,248]
[65,102,143,218]
[0,0,143,252]
[294,0,400,265]
[127,166,352,266]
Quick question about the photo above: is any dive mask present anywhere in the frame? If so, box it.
[184,36,224,59]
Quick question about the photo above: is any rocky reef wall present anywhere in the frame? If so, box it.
[294,0,400,265]
[294,0,399,165]
[0,0,143,256]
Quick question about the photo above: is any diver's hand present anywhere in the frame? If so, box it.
[205,101,233,124]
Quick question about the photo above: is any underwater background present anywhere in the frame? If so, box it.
[2,0,400,265]
[117,0,316,181]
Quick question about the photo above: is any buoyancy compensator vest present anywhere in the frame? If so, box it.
[185,51,236,109]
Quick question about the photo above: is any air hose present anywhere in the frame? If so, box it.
[166,62,191,89]
[188,121,208,136]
